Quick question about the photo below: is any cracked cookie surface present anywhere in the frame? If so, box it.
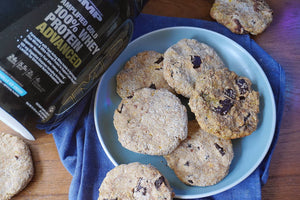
[189,68,260,139]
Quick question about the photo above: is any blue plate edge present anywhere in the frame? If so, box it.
[93,26,277,199]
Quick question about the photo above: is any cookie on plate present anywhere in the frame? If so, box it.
[164,120,233,186]
[189,68,260,139]
[116,50,174,99]
[98,162,173,200]
[113,88,188,155]
[0,132,34,200]
[210,0,273,35]
[163,38,225,98]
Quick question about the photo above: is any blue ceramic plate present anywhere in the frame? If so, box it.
[94,27,276,199]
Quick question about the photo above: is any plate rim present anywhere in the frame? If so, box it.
[94,26,276,199]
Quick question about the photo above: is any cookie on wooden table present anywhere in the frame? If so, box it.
[0,132,34,200]
[163,38,225,98]
[113,88,188,155]
[116,50,174,99]
[189,68,260,139]
[98,162,173,200]
[164,120,234,186]
[210,0,273,35]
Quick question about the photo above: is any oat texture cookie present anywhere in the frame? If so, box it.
[163,38,225,98]
[189,68,260,139]
[210,0,273,35]
[0,133,34,200]
[116,50,174,99]
[98,162,173,200]
[113,88,188,155]
[164,120,233,186]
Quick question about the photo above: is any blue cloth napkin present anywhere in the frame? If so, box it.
[38,14,285,200]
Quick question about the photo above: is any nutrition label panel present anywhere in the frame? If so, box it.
[17,31,76,85]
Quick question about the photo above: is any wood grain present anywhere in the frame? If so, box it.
[1,0,299,199]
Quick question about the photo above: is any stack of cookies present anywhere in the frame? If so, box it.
[98,38,260,199]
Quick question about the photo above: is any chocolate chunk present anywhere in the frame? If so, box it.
[136,177,143,188]
[117,104,124,113]
[155,67,163,70]
[219,99,233,112]
[252,20,256,25]
[253,1,262,12]
[214,143,226,156]
[233,18,246,34]
[15,155,19,160]
[154,176,165,190]
[188,180,194,184]
[141,188,147,195]
[224,88,236,99]
[184,161,190,166]
[236,79,249,94]
[244,113,251,122]
[191,55,202,69]
[187,143,192,148]
[220,98,231,106]
[135,178,147,195]
[205,154,210,160]
[212,99,233,115]
[170,71,174,78]
[127,95,133,99]
[239,96,245,100]
[154,56,164,64]
[149,83,156,89]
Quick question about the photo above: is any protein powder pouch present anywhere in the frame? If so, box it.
[0,0,147,139]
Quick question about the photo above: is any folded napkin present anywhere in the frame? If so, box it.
[38,13,285,200]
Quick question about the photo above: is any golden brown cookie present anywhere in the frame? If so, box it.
[189,68,260,139]
[98,162,173,200]
[210,0,273,35]
[163,38,225,98]
[116,51,174,99]
[164,120,234,186]
[113,88,188,155]
[0,133,34,200]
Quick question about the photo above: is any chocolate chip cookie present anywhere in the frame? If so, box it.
[116,51,174,99]
[163,38,225,98]
[98,162,173,200]
[210,0,273,35]
[164,120,233,186]
[189,68,260,139]
[113,88,188,155]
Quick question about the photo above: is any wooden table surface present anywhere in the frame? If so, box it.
[1,0,299,199]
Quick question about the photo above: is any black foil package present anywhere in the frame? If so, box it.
[0,0,147,137]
